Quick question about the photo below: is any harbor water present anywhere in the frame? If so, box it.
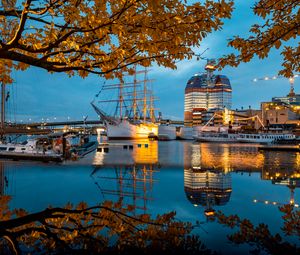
[2,138,300,254]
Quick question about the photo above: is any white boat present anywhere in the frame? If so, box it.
[176,125,240,140]
[194,132,238,143]
[158,125,177,140]
[0,138,63,162]
[176,126,196,140]
[237,132,295,144]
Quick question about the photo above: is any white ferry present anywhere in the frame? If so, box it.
[237,133,295,144]
[194,132,238,143]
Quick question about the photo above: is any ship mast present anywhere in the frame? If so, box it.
[119,81,123,119]
[149,89,155,123]
[143,68,148,122]
[133,65,138,120]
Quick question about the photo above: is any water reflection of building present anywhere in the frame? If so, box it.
[182,142,300,208]
[183,143,232,217]
[184,169,232,213]
[92,140,159,214]
[261,151,300,206]
[183,142,264,172]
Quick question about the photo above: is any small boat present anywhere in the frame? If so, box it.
[194,132,238,143]
[70,138,98,158]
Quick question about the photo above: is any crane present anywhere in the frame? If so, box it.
[252,74,299,97]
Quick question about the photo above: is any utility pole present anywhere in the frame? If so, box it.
[1,82,5,139]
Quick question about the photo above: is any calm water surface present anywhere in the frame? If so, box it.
[1,139,300,254]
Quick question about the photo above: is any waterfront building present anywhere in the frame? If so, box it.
[261,101,300,129]
[232,108,262,129]
[272,90,300,106]
[184,60,232,126]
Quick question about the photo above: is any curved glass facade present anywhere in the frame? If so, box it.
[184,73,232,125]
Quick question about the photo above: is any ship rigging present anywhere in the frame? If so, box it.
[91,67,158,140]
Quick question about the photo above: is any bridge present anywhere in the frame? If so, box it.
[2,119,184,135]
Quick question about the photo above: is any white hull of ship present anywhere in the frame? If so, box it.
[106,120,158,140]
[176,126,196,140]
[158,125,177,140]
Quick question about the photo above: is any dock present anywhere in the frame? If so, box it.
[0,152,63,162]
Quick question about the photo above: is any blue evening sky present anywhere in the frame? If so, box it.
[9,1,298,122]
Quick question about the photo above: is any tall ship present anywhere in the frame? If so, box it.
[91,68,158,140]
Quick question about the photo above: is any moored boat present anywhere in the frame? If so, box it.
[194,132,238,143]
[176,126,195,140]
[158,124,176,140]
[0,138,63,162]
[237,132,295,144]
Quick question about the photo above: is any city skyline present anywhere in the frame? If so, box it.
[7,0,298,122]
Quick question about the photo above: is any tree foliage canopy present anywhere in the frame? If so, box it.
[215,204,300,255]
[219,0,300,77]
[0,196,214,254]
[0,0,233,84]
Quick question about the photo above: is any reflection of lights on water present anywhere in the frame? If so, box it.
[93,138,158,165]
[191,144,201,168]
[204,209,215,217]
[296,153,300,168]
[136,123,158,138]
[192,143,266,172]
[222,145,230,173]
[253,199,299,208]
